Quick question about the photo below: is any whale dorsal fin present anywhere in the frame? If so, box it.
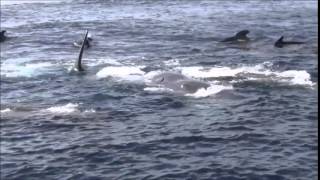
[278,36,284,42]
[75,30,89,72]
[274,36,284,48]
[235,30,250,39]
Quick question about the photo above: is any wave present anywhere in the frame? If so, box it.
[0,108,12,114]
[96,66,145,82]
[42,103,96,114]
[0,104,96,117]
[1,0,64,6]
[44,103,80,114]
[1,62,56,78]
[1,56,123,78]
[185,84,233,98]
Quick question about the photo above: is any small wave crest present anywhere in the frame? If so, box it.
[186,84,233,98]
[45,103,80,114]
[0,108,12,114]
[1,62,55,78]
[43,103,95,114]
[144,87,174,93]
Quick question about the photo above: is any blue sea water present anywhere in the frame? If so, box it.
[0,0,318,179]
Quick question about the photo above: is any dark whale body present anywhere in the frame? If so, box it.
[150,72,210,94]
[274,36,304,48]
[221,30,250,43]
[0,30,7,42]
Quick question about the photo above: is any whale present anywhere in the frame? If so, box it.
[149,72,210,94]
[221,30,250,43]
[73,30,89,72]
[74,30,210,94]
[274,36,304,48]
[0,30,7,42]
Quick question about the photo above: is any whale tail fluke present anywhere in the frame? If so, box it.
[75,30,89,72]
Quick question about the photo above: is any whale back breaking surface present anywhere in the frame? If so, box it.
[151,72,209,94]
[274,36,304,48]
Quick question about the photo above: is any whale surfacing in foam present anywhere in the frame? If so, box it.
[150,72,210,94]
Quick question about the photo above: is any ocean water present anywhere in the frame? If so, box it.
[0,0,318,179]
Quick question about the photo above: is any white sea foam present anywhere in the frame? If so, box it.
[1,62,55,78]
[85,58,123,67]
[144,87,174,93]
[13,103,96,115]
[0,108,12,114]
[84,109,96,113]
[178,64,265,78]
[1,0,64,5]
[186,84,233,98]
[96,66,145,82]
[177,63,314,86]
[275,70,314,86]
[45,103,80,114]
[164,59,181,67]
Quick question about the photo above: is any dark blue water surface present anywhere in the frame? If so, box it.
[0,0,318,180]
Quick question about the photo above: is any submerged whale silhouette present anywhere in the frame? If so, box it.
[149,72,210,94]
[274,36,304,48]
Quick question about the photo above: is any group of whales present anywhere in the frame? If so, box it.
[0,29,305,48]
[74,30,210,94]
[0,29,307,94]
[220,29,305,48]
[70,29,305,49]
[72,29,305,94]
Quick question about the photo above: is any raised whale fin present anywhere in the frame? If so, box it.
[75,30,89,72]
